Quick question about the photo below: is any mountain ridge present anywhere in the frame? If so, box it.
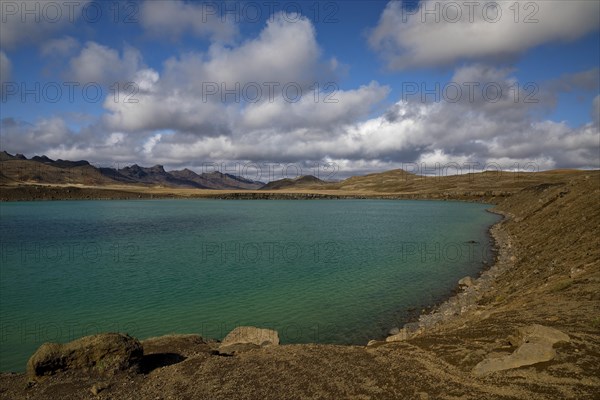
[0,151,265,190]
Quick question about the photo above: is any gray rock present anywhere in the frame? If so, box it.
[458,276,475,288]
[515,324,570,345]
[387,327,400,336]
[385,329,410,342]
[220,326,279,348]
[473,325,570,376]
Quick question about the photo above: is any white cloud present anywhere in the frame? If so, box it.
[1,117,71,151]
[161,12,329,91]
[0,0,88,49]
[103,13,361,135]
[69,42,143,85]
[41,36,79,57]
[102,67,232,133]
[369,0,600,70]
[140,0,237,43]
[142,134,162,154]
[240,81,389,131]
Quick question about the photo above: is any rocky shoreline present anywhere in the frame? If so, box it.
[377,209,512,344]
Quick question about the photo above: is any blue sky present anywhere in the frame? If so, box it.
[1,0,599,178]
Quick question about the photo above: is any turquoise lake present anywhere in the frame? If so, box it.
[0,199,500,372]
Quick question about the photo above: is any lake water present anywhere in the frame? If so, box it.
[0,199,499,372]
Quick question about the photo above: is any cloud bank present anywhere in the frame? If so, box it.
[369,0,600,70]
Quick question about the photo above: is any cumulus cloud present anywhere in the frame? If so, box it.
[140,0,237,43]
[1,117,71,151]
[161,13,330,91]
[139,69,598,171]
[0,116,152,164]
[103,13,359,135]
[240,81,389,131]
[0,0,88,49]
[369,0,600,70]
[69,42,143,85]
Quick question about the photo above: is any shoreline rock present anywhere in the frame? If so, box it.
[26,333,143,378]
[472,324,570,375]
[218,326,279,356]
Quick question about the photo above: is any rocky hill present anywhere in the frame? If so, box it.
[170,169,264,190]
[260,175,326,190]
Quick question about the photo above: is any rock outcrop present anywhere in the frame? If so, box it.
[27,333,143,378]
[218,326,279,355]
[472,325,570,376]
[385,329,410,342]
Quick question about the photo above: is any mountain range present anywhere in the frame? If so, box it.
[0,151,327,190]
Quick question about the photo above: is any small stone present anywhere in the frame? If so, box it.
[569,267,586,279]
[388,327,400,336]
[458,276,475,288]
[90,383,107,396]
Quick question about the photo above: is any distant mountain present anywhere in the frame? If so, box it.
[115,164,201,188]
[170,169,264,190]
[0,151,14,161]
[260,175,326,190]
[0,154,119,185]
[52,159,91,168]
[24,153,91,169]
[31,155,58,164]
[0,151,264,190]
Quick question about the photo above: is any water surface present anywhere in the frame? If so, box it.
[0,199,500,372]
